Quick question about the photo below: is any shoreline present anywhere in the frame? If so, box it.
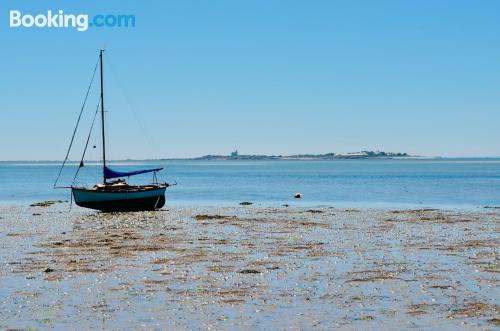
[6,156,500,163]
[1,204,498,329]
[0,199,498,212]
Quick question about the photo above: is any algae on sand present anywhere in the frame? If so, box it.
[30,200,66,207]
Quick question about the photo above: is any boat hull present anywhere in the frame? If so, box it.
[72,186,166,212]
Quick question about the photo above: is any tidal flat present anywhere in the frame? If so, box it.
[0,204,499,330]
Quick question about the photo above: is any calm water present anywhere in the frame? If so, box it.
[1,159,500,209]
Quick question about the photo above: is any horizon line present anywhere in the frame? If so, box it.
[4,155,500,162]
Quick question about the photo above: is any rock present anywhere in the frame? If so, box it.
[44,267,55,273]
[294,193,302,199]
[239,201,253,206]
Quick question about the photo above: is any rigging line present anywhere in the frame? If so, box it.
[54,55,100,188]
[72,99,101,185]
[107,58,157,158]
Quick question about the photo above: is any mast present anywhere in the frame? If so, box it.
[99,50,106,184]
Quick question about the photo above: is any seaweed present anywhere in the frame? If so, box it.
[30,200,66,207]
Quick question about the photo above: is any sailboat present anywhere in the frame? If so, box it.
[57,50,170,212]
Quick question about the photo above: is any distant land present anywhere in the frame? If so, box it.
[0,151,430,163]
[191,150,418,161]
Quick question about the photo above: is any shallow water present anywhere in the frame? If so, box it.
[1,158,500,209]
[0,205,498,329]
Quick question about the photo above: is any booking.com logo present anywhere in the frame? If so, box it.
[9,10,135,32]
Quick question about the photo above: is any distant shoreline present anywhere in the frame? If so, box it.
[193,150,417,160]
[7,156,500,163]
[4,155,500,164]
[0,157,434,163]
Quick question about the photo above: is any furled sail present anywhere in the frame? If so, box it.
[104,166,163,179]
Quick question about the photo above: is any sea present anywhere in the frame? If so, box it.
[1,158,500,210]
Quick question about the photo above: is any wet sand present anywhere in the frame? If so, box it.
[0,204,499,330]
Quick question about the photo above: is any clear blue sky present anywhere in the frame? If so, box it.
[1,0,500,160]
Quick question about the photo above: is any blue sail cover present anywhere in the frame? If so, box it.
[104,166,163,179]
